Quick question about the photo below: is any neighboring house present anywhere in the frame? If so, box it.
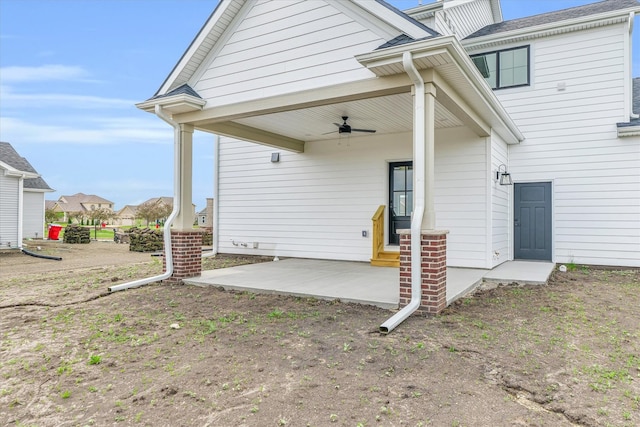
[114,197,196,226]
[137,0,640,294]
[48,193,115,223]
[114,205,138,226]
[197,198,214,229]
[0,142,54,247]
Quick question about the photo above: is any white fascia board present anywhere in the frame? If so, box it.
[0,161,39,178]
[157,0,240,96]
[404,2,442,17]
[356,35,523,144]
[463,7,640,50]
[136,94,206,114]
[352,0,436,39]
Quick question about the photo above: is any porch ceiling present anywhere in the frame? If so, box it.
[231,93,463,143]
[172,36,523,152]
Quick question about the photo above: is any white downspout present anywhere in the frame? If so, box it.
[203,134,220,258]
[109,105,181,292]
[629,12,639,119]
[380,51,427,334]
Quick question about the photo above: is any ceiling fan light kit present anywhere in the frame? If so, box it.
[332,116,376,134]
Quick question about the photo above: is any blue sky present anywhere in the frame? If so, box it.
[1,0,638,212]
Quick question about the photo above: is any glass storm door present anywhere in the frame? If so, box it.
[389,162,413,245]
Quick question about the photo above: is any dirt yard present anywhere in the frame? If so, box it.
[0,240,638,426]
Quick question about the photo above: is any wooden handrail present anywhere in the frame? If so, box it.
[371,205,385,261]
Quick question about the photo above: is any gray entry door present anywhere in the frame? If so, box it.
[514,182,552,261]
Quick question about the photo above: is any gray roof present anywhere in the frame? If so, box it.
[149,83,202,101]
[466,0,640,39]
[617,77,640,128]
[375,0,440,50]
[377,33,436,50]
[376,0,440,37]
[0,142,53,191]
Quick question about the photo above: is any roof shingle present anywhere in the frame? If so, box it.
[0,142,53,191]
[466,0,640,39]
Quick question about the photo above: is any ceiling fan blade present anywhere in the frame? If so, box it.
[332,123,341,127]
[351,128,376,133]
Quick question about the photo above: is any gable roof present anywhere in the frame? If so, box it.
[154,0,440,97]
[0,142,53,191]
[55,193,114,212]
[466,0,640,39]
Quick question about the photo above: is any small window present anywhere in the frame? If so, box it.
[471,46,529,90]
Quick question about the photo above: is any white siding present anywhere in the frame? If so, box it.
[217,126,489,267]
[437,0,494,40]
[434,127,488,268]
[497,25,640,267]
[490,130,510,267]
[23,191,44,239]
[194,0,383,106]
[0,173,20,248]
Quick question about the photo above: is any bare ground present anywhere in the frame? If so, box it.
[0,240,638,426]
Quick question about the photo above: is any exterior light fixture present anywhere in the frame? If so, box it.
[271,152,280,163]
[496,164,513,185]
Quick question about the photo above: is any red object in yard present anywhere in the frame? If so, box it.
[101,222,106,228]
[48,224,62,240]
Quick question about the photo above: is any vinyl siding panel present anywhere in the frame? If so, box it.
[438,0,494,39]
[0,174,20,248]
[497,24,640,267]
[195,0,381,106]
[434,127,488,268]
[490,130,510,267]
[23,191,44,239]
[217,127,489,267]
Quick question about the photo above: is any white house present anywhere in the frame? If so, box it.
[0,142,54,248]
[137,0,640,310]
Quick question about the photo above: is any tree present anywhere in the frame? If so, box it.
[157,201,173,224]
[45,208,58,224]
[135,201,160,226]
[87,208,113,238]
[135,200,173,226]
[67,211,84,225]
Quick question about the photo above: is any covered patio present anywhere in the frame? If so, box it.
[184,259,555,310]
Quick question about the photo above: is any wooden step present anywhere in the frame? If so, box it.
[371,250,400,267]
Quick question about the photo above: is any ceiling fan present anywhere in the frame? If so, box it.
[326,116,376,134]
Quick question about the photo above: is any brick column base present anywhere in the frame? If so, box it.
[399,229,449,315]
[162,230,203,284]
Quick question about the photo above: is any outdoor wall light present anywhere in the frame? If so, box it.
[496,164,513,185]
[271,152,280,163]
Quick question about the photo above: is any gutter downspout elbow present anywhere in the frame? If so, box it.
[380,51,427,334]
[109,105,181,292]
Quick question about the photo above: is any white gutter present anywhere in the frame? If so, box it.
[202,134,220,258]
[109,105,181,292]
[380,51,427,334]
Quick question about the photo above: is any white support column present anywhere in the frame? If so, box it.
[422,82,437,230]
[175,123,194,230]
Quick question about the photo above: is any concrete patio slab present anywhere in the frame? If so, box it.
[184,258,555,310]
[482,261,555,286]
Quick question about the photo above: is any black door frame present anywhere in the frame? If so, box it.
[388,161,413,245]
